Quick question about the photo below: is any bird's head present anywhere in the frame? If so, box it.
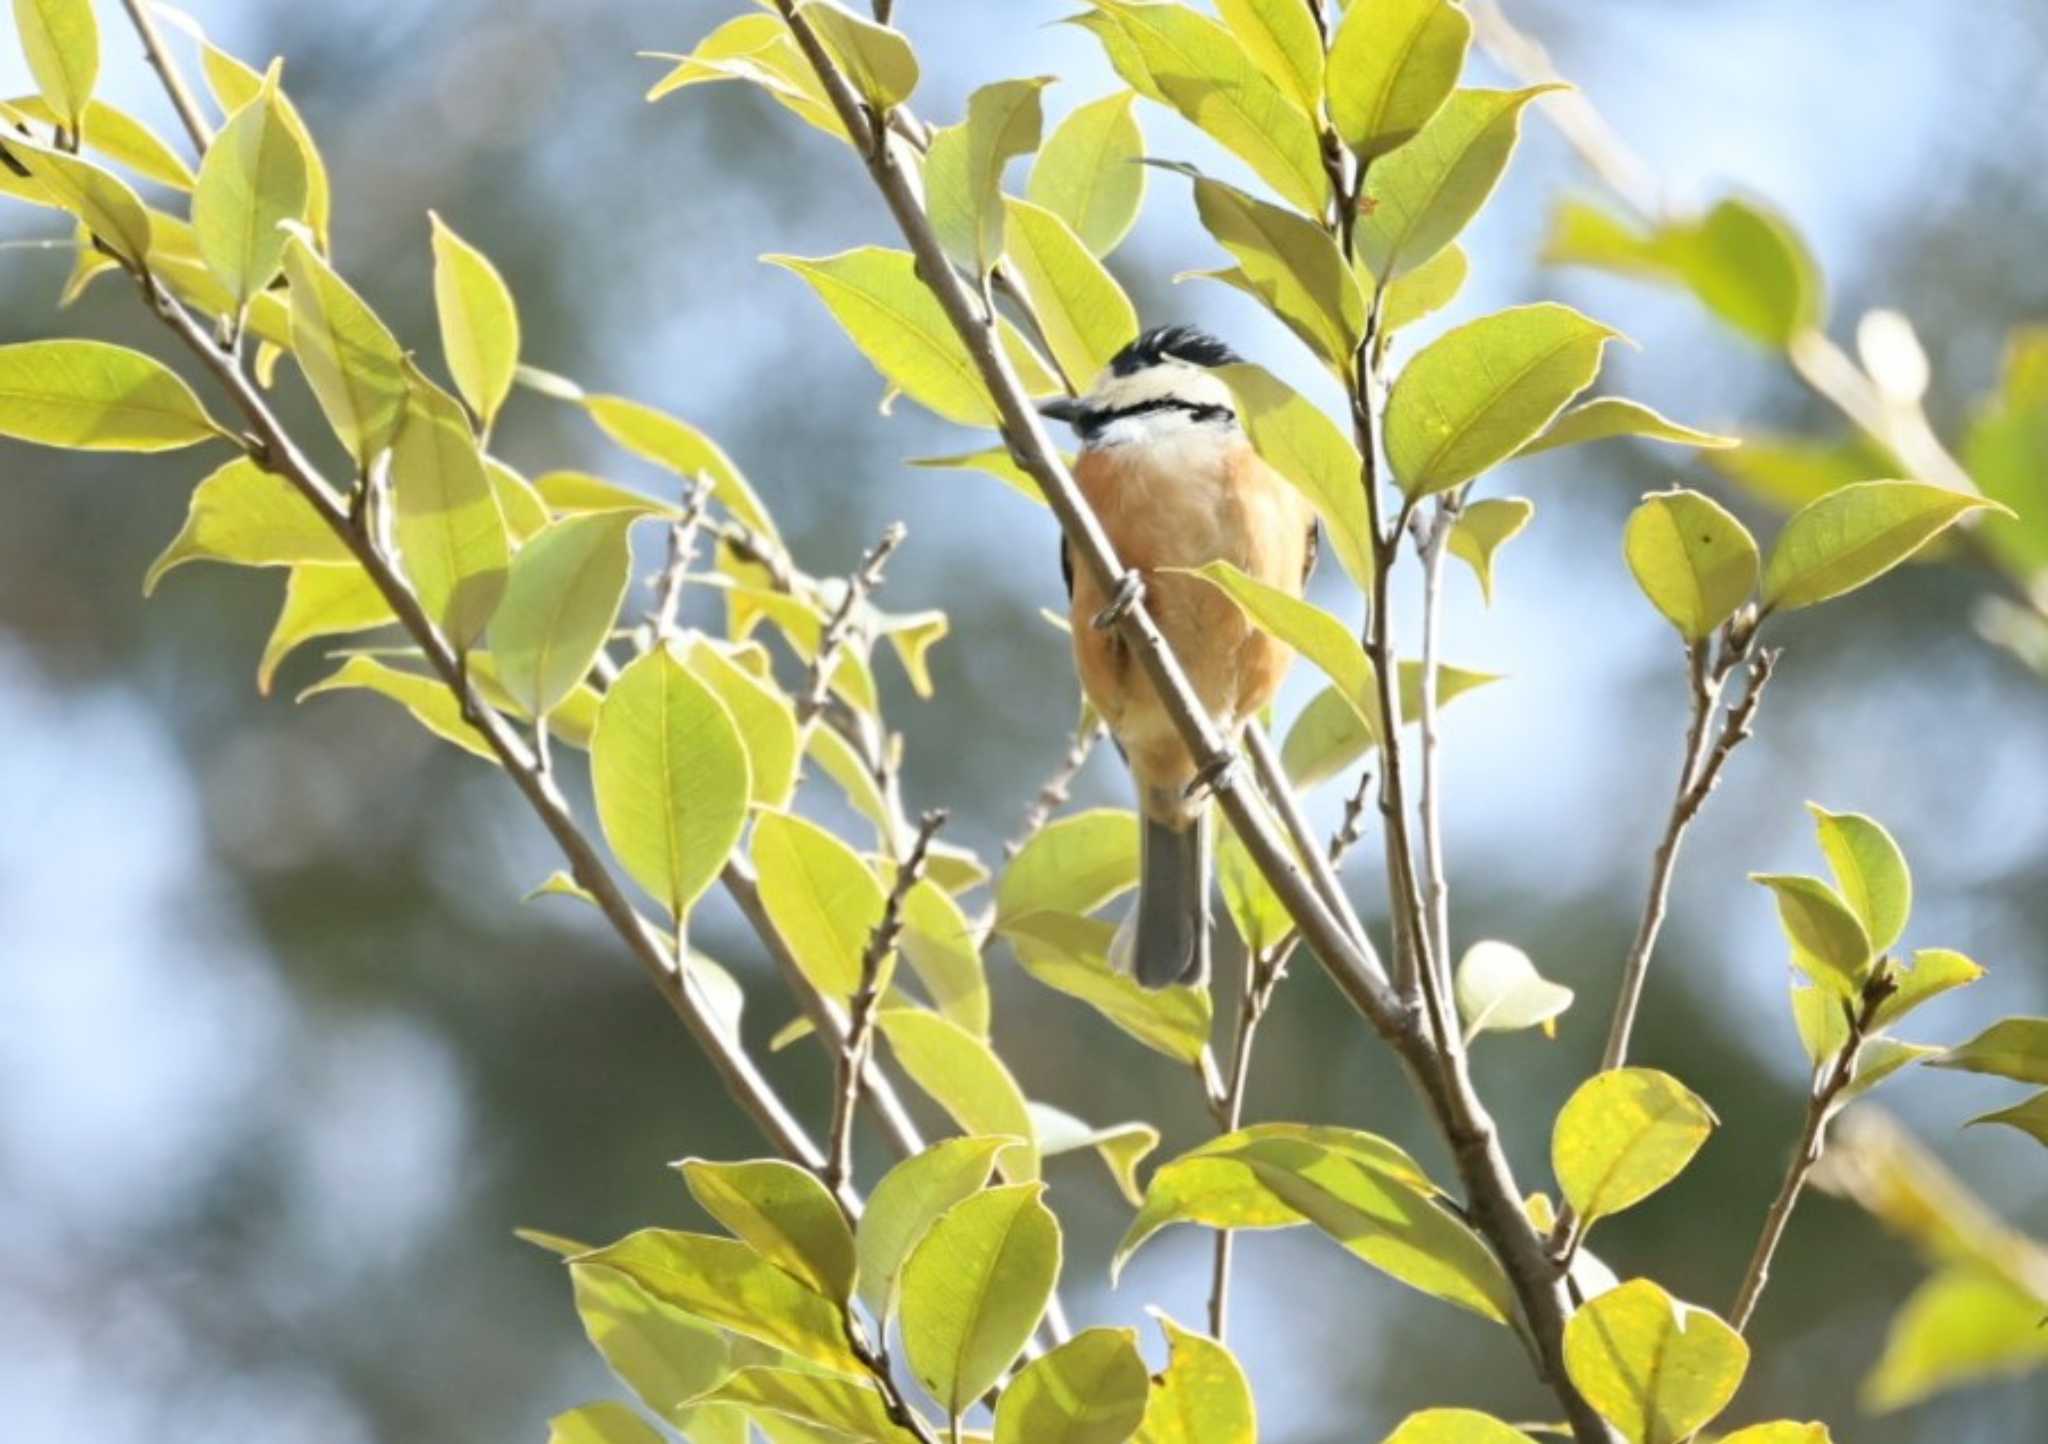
[1038,324,1243,450]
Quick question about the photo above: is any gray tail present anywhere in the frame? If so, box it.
[1134,815,1211,989]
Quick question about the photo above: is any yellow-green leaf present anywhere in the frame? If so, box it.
[1327,0,1472,162]
[1716,1424,1834,1444]
[592,646,752,923]
[1178,167,1362,368]
[490,510,636,718]
[1861,1267,2048,1413]
[1028,90,1145,258]
[911,448,1054,507]
[1808,803,1911,956]
[879,1011,1039,1181]
[1001,909,1212,1065]
[430,211,521,432]
[678,1158,857,1303]
[1279,663,1500,787]
[1181,559,1376,729]
[1455,938,1573,1042]
[391,369,510,651]
[1761,480,2002,611]
[146,455,348,593]
[683,638,800,808]
[1216,0,1323,116]
[257,563,392,694]
[281,228,408,469]
[1873,947,1983,1029]
[752,809,889,1002]
[1380,241,1468,333]
[901,1182,1061,1418]
[1030,1103,1158,1209]
[1622,488,1758,641]
[1386,302,1618,496]
[1132,1311,1256,1444]
[193,61,309,310]
[1930,1017,2048,1085]
[1446,495,1532,605]
[996,807,1139,923]
[1217,362,1372,590]
[1552,1067,1717,1225]
[5,95,193,189]
[694,1367,918,1442]
[581,395,777,541]
[643,16,850,144]
[534,468,682,519]
[1357,86,1560,279]
[547,1403,664,1444]
[199,38,332,247]
[0,131,150,263]
[1967,1090,2048,1149]
[298,655,494,761]
[798,1,918,110]
[1563,1278,1748,1444]
[897,876,991,1036]
[574,1230,863,1376]
[856,1135,1011,1323]
[994,1327,1149,1444]
[572,1262,731,1426]
[1664,198,1825,348]
[487,459,551,541]
[1519,396,1737,458]
[925,77,1051,276]
[0,338,223,453]
[1002,197,1139,387]
[1380,1410,1535,1444]
[1750,872,1873,999]
[14,0,97,131]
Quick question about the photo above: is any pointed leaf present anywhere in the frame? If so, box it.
[429,211,521,431]
[1030,1103,1158,1209]
[298,655,494,761]
[1327,0,1472,161]
[1216,362,1372,589]
[1180,559,1376,727]
[1622,488,1758,641]
[1028,90,1145,258]
[1133,1312,1255,1444]
[1553,1067,1717,1225]
[1930,1017,2048,1085]
[1279,663,1500,787]
[1216,0,1323,115]
[683,637,800,808]
[879,1011,1039,1181]
[925,77,1051,276]
[535,469,682,519]
[1380,242,1469,333]
[192,61,309,310]
[547,1404,665,1444]
[15,0,98,130]
[898,876,992,1036]
[258,563,391,694]
[146,455,348,593]
[2,96,190,189]
[0,131,150,264]
[1808,804,1911,956]
[582,395,777,541]
[996,808,1139,922]
[857,1135,1011,1323]
[282,228,408,468]
[1381,1411,1535,1444]
[912,447,1059,507]
[1455,938,1573,1042]
[1002,197,1139,387]
[573,1262,731,1426]
[679,1158,857,1303]
[1750,873,1873,999]
[1762,480,2002,611]
[391,369,510,650]
[900,1183,1062,1418]
[1446,495,1532,605]
[1861,1266,2048,1413]
[797,1,918,110]
[752,809,890,1002]
[0,338,223,452]
[490,510,636,717]
[1873,947,1983,1029]
[199,38,331,246]
[696,1367,920,1442]
[994,1327,1149,1444]
[1181,169,1362,368]
[1001,910,1212,1065]
[1967,1090,2048,1149]
[1839,1038,1940,1106]
[1519,397,1737,458]
[1563,1278,1748,1444]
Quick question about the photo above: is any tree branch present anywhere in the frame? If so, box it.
[1414,497,1459,985]
[1005,716,1104,860]
[117,0,215,152]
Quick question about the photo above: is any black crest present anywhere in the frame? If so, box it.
[1110,324,1241,376]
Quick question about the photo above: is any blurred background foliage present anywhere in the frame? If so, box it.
[2,1,2044,1440]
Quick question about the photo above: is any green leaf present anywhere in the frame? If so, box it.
[857,1135,1011,1323]
[534,469,682,518]
[1967,1090,2048,1149]
[1454,939,1573,1042]
[1807,804,1912,956]
[198,37,331,246]
[1761,480,2002,611]
[1002,197,1139,387]
[1216,820,1290,956]
[1541,196,1669,275]
[146,456,349,593]
[0,338,224,453]
[391,369,510,651]
[1356,87,1561,279]
[1860,1267,2048,1413]
[547,1403,665,1444]
[678,1158,857,1303]
[574,1230,863,1376]
[429,211,521,432]
[1703,433,1891,513]
[1216,362,1372,590]
[996,808,1139,923]
[1552,1067,1717,1225]
[281,228,409,469]
[1563,1278,1748,1444]
[682,638,800,809]
[994,1327,1149,1444]
[693,1367,920,1442]
[898,876,992,1036]
[490,510,636,718]
[1789,981,1850,1068]
[1327,0,1471,162]
[900,1182,1062,1419]
[805,723,895,844]
[797,1,919,110]
[1380,1410,1535,1444]
[1840,1038,1941,1106]
[925,77,1051,276]
[582,394,778,541]
[15,0,96,130]
[752,809,890,1002]
[258,563,392,694]
[1132,1311,1256,1444]
[911,449,1055,507]
[1930,1017,2048,1085]
[1177,168,1362,369]
[1621,488,1759,641]
[487,459,551,541]
[1446,495,1532,606]
[298,655,494,761]
[1873,947,1983,1029]
[1180,560,1376,729]
[191,60,308,311]
[1965,324,2048,577]
[769,247,1003,427]
[1030,1103,1158,1209]
[1715,1425,1834,1444]
[1750,873,1873,999]
[1216,0,1324,116]
[1028,90,1145,258]
[572,1263,731,1427]
[0,129,151,264]
[1519,397,1738,458]
[879,1011,1039,1181]
[1664,198,1825,348]
[1385,302,1618,496]
[1001,910,1212,1065]
[592,647,752,924]
[1279,663,1500,787]
[4,95,190,189]
[642,15,850,144]
[1379,242,1468,333]
[1085,1,1327,214]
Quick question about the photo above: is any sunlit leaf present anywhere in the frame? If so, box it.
[572,1262,731,1428]
[911,447,1059,507]
[1216,362,1372,590]
[1279,663,1500,787]
[1930,1017,2048,1085]
[1327,0,1471,161]
[1839,1038,1941,1107]
[1703,433,1890,513]
[1030,1102,1158,1209]
[1001,909,1212,1065]
[1750,872,1873,999]
[281,227,408,469]
[1385,302,1618,496]
[1807,804,1911,956]
[694,1367,920,1442]
[1563,1278,1748,1444]
[534,469,683,518]
[1380,242,1468,333]
[753,809,890,1002]
[1455,939,1573,1042]
[1446,495,1533,605]
[798,1,919,110]
[1216,0,1323,116]
[581,394,778,541]
[0,129,150,263]
[1872,947,1983,1029]
[0,338,224,453]
[1519,398,1737,459]
[678,1158,857,1303]
[996,808,1139,922]
[489,510,636,718]
[1182,559,1376,728]
[994,1327,1149,1444]
[257,563,391,694]
[592,646,751,924]
[1967,1091,2048,1150]
[1216,819,1290,956]
[1622,488,1758,641]
[897,876,991,1036]
[198,36,332,246]
[925,76,1051,276]
[430,211,521,432]
[900,1183,1061,1419]
[547,1403,664,1444]
[1002,196,1139,387]
[487,459,551,541]
[3,95,192,189]
[682,637,800,808]
[1176,167,1362,369]
[1716,1424,1834,1444]
[1028,90,1145,258]
[642,14,849,144]
[879,1011,1039,1181]
[1552,1067,1717,1225]
[391,368,510,651]
[1665,198,1825,348]
[298,655,494,761]
[193,60,308,311]
[1860,1267,2048,1413]
[146,455,348,594]
[1761,480,2002,611]
[1380,1410,1535,1444]
[856,1135,1011,1323]
[1132,1311,1256,1444]
[15,0,97,131]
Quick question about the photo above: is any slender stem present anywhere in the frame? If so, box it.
[800,522,906,722]
[118,0,216,152]
[1244,720,1370,950]
[1414,498,1457,983]
[1005,718,1104,860]
[1208,946,1279,1341]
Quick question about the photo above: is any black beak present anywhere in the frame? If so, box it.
[1036,394,1085,426]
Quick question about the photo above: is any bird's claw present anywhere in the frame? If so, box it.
[1183,748,1242,803]
[1092,571,1145,630]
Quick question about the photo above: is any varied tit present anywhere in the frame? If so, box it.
[1039,325,1318,989]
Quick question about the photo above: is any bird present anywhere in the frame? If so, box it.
[1038,325,1319,989]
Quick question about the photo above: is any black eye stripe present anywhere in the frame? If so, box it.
[1076,397,1236,441]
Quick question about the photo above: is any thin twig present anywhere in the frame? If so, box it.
[1006,717,1105,859]
[1414,497,1459,985]
[647,474,713,644]
[800,522,906,722]
[118,0,215,152]
[1208,944,1281,1341]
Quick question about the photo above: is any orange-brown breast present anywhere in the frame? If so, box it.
[1068,437,1314,824]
